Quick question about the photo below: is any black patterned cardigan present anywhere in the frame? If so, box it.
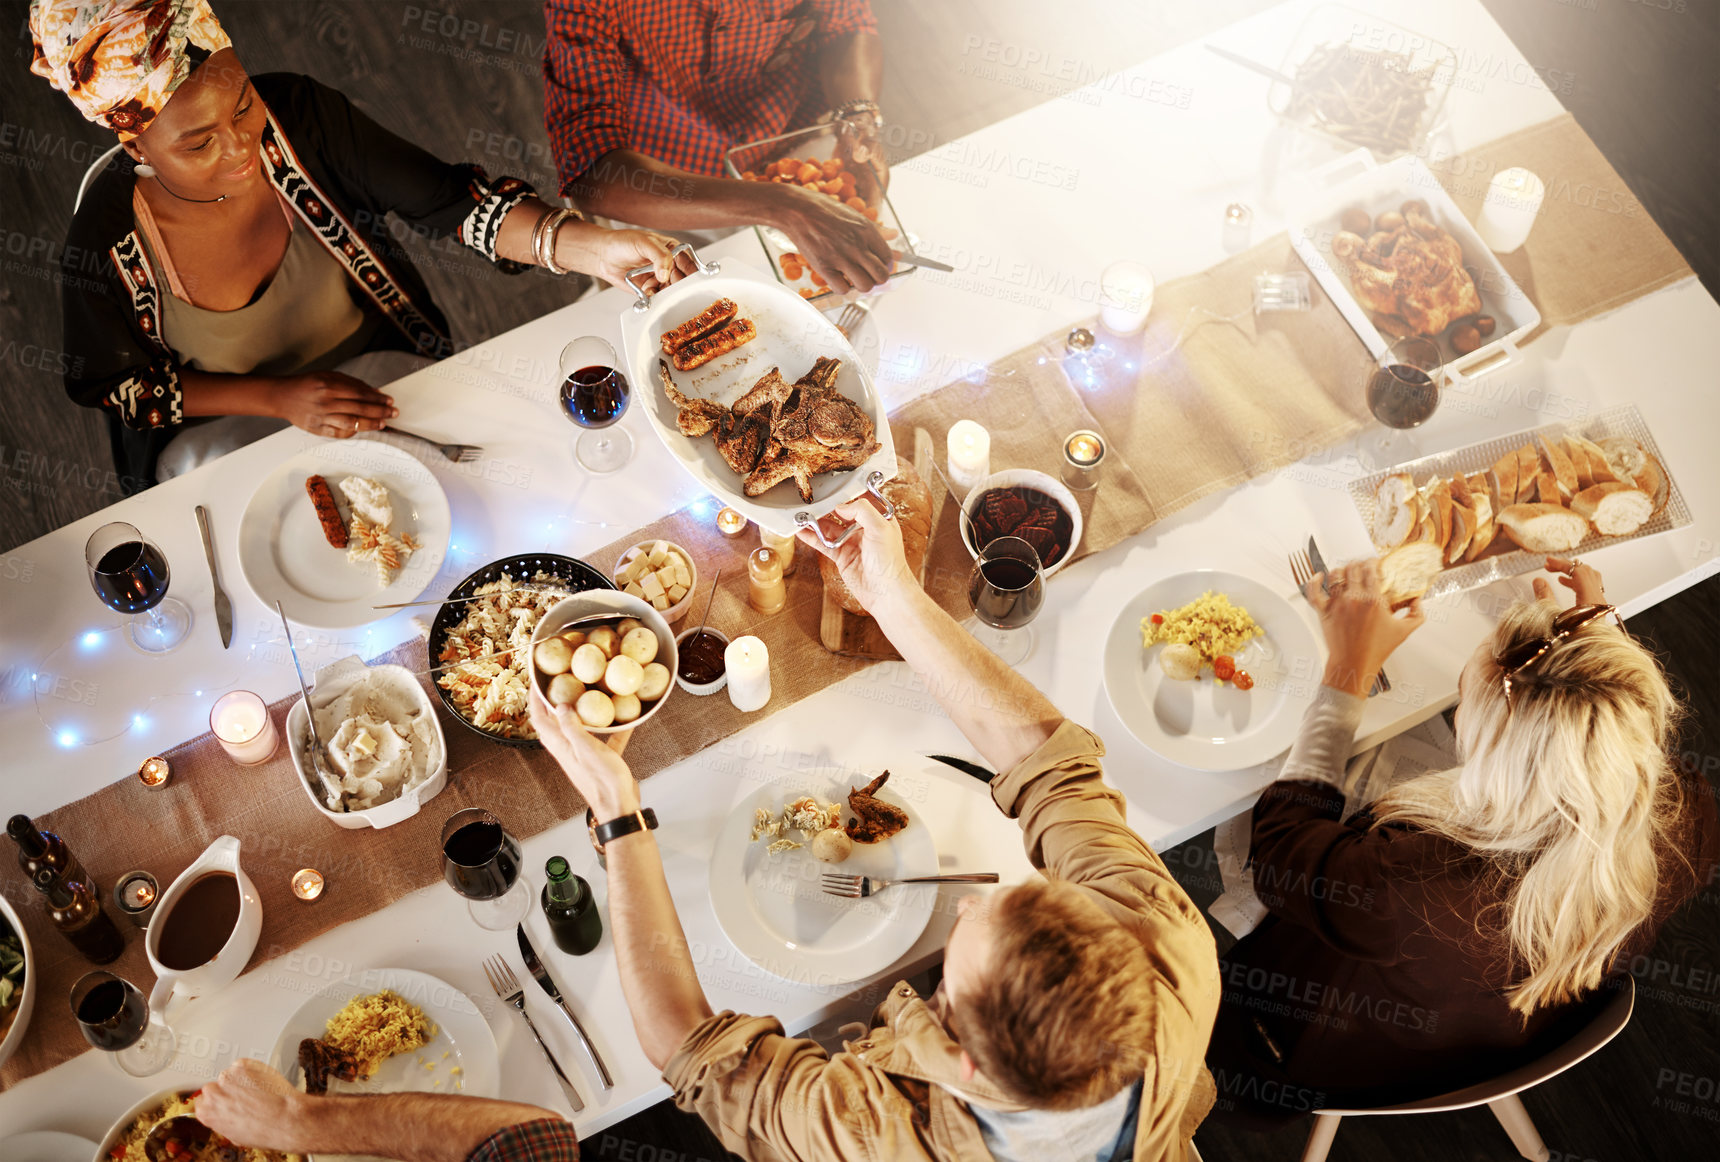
[59,72,537,488]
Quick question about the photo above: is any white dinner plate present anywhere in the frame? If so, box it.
[269,967,498,1162]
[0,1131,95,1162]
[1102,571,1323,772]
[237,440,450,629]
[709,771,937,989]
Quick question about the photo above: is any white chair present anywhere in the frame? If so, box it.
[1299,977,1634,1162]
[74,142,125,213]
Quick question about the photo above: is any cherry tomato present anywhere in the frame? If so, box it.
[1150,614,1164,625]
[1213,655,1236,681]
[1233,669,1255,691]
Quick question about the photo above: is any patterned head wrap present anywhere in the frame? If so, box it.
[29,0,232,141]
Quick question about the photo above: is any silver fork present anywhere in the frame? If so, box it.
[1289,550,1390,697]
[386,426,483,464]
[821,872,998,899]
[483,955,585,1112]
[835,299,871,339]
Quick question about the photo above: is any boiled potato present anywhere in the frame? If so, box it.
[559,629,587,649]
[637,662,671,701]
[611,692,642,724]
[575,689,616,728]
[604,654,644,697]
[617,617,644,638]
[586,625,620,659]
[534,637,573,676]
[620,626,659,665]
[812,828,853,864]
[547,674,585,706]
[571,643,609,684]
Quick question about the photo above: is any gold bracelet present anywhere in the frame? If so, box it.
[537,207,577,276]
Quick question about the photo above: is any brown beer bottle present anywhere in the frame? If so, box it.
[39,872,124,965]
[8,814,93,896]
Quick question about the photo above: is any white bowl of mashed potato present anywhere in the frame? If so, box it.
[287,655,448,829]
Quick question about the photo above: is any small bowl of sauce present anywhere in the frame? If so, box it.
[675,627,730,696]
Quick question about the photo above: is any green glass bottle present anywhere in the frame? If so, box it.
[540,857,602,956]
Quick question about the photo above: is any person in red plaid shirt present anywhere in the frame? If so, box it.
[544,0,896,294]
[195,1058,580,1160]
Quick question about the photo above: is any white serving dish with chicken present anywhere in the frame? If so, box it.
[618,256,896,537]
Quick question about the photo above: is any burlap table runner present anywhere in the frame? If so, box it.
[3,113,1688,1089]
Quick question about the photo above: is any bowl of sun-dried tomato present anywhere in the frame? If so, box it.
[959,470,1083,578]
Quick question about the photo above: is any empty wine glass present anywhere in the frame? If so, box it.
[966,536,1046,666]
[84,522,192,654]
[1360,336,1442,469]
[441,807,530,930]
[559,336,633,474]
[70,971,176,1076]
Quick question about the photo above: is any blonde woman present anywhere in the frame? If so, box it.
[1206,556,1717,1123]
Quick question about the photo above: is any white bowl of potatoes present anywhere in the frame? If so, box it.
[530,591,678,734]
[613,539,698,622]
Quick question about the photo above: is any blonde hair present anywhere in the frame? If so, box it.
[1371,600,1687,1016]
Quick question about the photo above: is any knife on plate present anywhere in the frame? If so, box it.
[195,505,232,648]
[517,924,614,1089]
[1306,537,1391,696]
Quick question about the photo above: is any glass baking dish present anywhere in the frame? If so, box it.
[724,122,916,302]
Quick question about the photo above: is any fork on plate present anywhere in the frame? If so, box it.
[482,954,585,1112]
[385,426,483,464]
[821,872,998,899]
[1288,549,1391,697]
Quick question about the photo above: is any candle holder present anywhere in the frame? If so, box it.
[113,870,158,928]
[137,757,171,788]
[1061,430,1106,492]
[715,507,748,537]
[291,868,325,902]
[1223,202,1253,253]
[210,690,279,765]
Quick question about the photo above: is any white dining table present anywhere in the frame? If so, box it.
[3,0,1717,1142]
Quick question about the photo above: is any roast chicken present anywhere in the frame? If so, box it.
[845,771,909,844]
[659,356,881,502]
[1332,200,1482,338]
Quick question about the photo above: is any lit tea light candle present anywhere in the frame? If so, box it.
[1223,202,1253,253]
[1098,260,1155,335]
[725,635,771,712]
[113,870,158,927]
[759,525,797,575]
[210,690,279,765]
[747,547,787,615]
[1061,429,1106,492]
[291,868,325,902]
[947,420,991,494]
[137,756,171,788]
[1475,167,1544,254]
[715,507,748,537]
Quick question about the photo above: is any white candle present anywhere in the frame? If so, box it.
[724,635,771,713]
[947,420,991,494]
[1098,260,1155,335]
[1474,167,1544,254]
[210,690,279,765]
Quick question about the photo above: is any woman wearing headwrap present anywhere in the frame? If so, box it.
[32,0,693,484]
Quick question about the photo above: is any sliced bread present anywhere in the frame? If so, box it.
[1465,482,1497,561]
[1537,434,1577,500]
[1559,437,1593,491]
[1381,542,1443,604]
[1566,433,1619,485]
[1446,500,1475,565]
[1371,472,1418,550]
[1596,437,1668,515]
[1487,448,1520,511]
[1514,445,1543,503]
[1571,482,1654,537]
[1535,470,1563,507]
[1497,503,1588,553]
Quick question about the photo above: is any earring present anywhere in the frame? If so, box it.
[134,159,156,178]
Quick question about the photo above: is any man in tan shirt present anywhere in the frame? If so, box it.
[530,499,1221,1162]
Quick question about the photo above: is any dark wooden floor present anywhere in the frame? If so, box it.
[2,2,1716,1157]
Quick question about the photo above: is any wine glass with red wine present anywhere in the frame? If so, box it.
[966,536,1046,666]
[70,970,177,1075]
[1360,336,1443,469]
[559,336,633,474]
[441,807,531,930]
[84,521,192,654]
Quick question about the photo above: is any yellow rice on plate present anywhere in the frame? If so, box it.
[323,989,437,1079]
[107,1092,299,1162]
[1140,590,1264,663]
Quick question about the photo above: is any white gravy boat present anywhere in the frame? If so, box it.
[146,835,262,1017]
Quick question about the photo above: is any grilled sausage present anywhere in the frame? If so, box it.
[305,474,349,549]
[672,316,757,371]
[660,298,738,355]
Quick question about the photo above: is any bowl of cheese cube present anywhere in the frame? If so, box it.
[613,540,698,622]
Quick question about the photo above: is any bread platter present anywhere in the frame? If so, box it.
[1352,404,1689,600]
[618,245,898,542]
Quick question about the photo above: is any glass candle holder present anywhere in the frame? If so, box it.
[715,507,748,537]
[1061,430,1106,491]
[113,871,158,928]
[136,757,170,788]
[291,868,325,902]
[209,691,278,765]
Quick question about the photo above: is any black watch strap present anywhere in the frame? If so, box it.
[593,807,658,848]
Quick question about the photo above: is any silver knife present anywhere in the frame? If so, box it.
[195,505,233,648]
[1306,537,1391,696]
[895,250,954,272]
[517,924,614,1089]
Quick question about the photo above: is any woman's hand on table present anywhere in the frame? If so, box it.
[273,370,397,438]
[195,1059,308,1151]
[799,497,915,616]
[529,688,641,821]
[1306,558,1425,699]
[562,224,698,289]
[1533,555,1606,606]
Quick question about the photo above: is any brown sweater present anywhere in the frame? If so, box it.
[1207,690,1718,1121]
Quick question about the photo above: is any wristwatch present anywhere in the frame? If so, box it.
[591,807,658,850]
